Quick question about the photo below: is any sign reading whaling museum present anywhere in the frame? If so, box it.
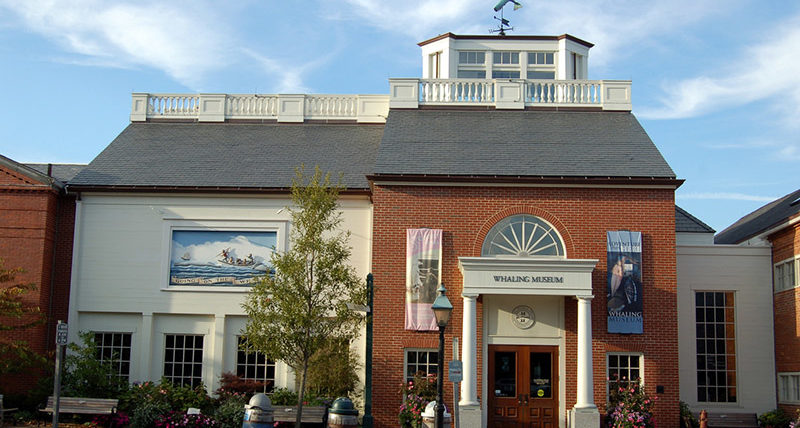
[607,231,643,334]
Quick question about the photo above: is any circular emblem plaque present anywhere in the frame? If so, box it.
[511,305,535,330]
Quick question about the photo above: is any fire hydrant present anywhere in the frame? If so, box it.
[699,409,708,428]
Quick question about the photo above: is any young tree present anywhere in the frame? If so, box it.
[242,166,366,428]
[0,260,46,377]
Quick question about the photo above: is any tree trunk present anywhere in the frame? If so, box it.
[296,359,309,428]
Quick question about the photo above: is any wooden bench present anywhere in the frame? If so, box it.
[695,411,758,428]
[272,406,328,426]
[1,395,19,428]
[40,396,118,417]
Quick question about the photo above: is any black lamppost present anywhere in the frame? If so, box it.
[431,283,453,428]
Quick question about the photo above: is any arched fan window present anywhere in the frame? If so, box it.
[481,214,565,257]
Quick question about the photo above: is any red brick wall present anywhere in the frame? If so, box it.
[370,184,679,427]
[770,221,800,414]
[0,166,76,394]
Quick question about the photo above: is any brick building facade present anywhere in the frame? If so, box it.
[0,155,82,394]
[370,184,681,427]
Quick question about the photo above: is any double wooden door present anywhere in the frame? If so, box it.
[488,345,558,428]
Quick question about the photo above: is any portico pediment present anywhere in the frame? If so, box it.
[458,257,598,297]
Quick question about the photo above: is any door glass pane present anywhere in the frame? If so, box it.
[494,352,516,397]
[530,352,552,399]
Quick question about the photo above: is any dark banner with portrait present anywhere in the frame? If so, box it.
[607,231,643,334]
[405,228,442,331]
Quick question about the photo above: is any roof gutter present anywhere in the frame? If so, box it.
[367,174,683,187]
[65,184,372,196]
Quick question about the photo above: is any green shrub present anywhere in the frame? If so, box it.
[679,401,698,428]
[120,378,214,426]
[214,394,248,428]
[306,339,360,398]
[129,400,171,428]
[269,388,298,405]
[61,332,129,398]
[759,409,791,428]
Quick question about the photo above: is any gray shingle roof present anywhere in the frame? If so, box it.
[375,110,675,178]
[70,122,384,190]
[675,206,715,233]
[25,163,86,183]
[715,188,800,244]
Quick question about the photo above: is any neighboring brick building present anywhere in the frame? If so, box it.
[716,188,800,415]
[0,155,83,394]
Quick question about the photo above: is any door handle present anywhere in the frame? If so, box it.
[524,394,529,405]
[517,394,523,405]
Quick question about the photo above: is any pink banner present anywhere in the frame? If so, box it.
[405,228,442,331]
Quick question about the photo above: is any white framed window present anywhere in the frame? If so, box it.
[94,332,132,380]
[457,70,486,78]
[459,51,485,65]
[493,52,519,65]
[236,336,275,390]
[457,51,486,79]
[404,348,438,382]
[774,257,798,292]
[528,52,555,65]
[164,334,204,387]
[606,353,643,396]
[778,373,800,404]
[695,291,737,403]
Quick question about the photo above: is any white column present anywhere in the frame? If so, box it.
[575,296,596,409]
[211,314,226,392]
[459,294,482,428]
[139,313,153,382]
[571,295,599,428]
[460,294,478,406]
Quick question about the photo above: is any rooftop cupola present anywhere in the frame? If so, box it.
[388,32,629,111]
[418,33,593,80]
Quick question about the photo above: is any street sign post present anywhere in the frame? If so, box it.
[52,321,67,428]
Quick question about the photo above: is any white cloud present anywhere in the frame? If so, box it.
[336,0,724,68]
[639,13,800,121]
[0,0,231,88]
[677,192,777,202]
[338,0,486,38]
[0,0,320,92]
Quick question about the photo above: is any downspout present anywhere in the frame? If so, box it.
[45,164,62,351]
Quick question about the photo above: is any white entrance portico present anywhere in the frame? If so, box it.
[457,256,599,428]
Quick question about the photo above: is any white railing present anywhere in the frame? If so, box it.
[131,93,389,123]
[305,95,358,119]
[420,79,494,104]
[526,80,601,105]
[226,94,278,118]
[147,94,199,116]
[390,78,632,111]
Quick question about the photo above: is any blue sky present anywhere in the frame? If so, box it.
[0,0,797,233]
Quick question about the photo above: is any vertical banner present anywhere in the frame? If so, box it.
[607,231,643,334]
[405,228,443,331]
